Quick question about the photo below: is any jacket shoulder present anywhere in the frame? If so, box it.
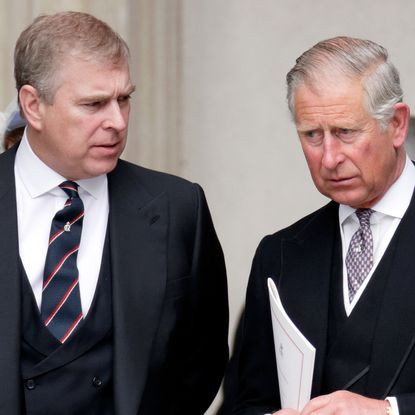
[257,200,338,254]
[111,160,206,228]
[114,159,197,195]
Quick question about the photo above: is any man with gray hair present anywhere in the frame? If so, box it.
[229,37,414,415]
[0,11,228,414]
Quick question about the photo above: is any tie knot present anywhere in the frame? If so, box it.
[59,181,80,199]
[355,208,373,227]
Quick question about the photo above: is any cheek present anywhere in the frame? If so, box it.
[70,123,100,148]
[56,129,91,161]
[357,143,383,173]
[78,118,100,135]
[122,106,131,121]
[303,148,322,173]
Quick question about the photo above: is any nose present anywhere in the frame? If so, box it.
[103,101,128,131]
[321,134,343,170]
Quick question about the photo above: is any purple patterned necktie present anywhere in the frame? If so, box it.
[346,208,374,302]
[41,181,84,343]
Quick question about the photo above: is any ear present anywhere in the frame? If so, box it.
[390,102,410,149]
[18,85,44,131]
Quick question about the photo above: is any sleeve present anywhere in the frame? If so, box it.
[228,237,282,415]
[395,394,415,415]
[167,183,229,415]
[387,397,399,415]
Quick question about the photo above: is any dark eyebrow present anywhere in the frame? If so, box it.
[80,85,137,103]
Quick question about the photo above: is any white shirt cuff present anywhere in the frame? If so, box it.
[387,397,399,415]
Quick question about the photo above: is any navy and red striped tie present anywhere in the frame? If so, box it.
[41,181,84,343]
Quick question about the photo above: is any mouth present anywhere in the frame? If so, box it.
[92,141,123,156]
[95,141,120,148]
[327,176,356,187]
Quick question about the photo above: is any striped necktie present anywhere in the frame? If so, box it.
[41,181,84,343]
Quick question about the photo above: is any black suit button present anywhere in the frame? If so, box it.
[26,379,36,390]
[92,377,103,387]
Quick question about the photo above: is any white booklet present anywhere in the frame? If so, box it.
[267,278,316,411]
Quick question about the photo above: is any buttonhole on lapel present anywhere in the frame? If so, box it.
[150,214,160,225]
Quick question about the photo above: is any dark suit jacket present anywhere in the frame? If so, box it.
[0,146,229,414]
[231,190,415,415]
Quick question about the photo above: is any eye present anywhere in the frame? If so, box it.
[84,101,105,109]
[118,95,132,105]
[335,128,356,141]
[339,128,352,135]
[299,129,323,145]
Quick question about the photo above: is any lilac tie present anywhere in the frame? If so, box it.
[41,181,84,343]
[346,208,374,302]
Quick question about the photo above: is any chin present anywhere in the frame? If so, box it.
[332,196,368,208]
[90,159,120,177]
[327,193,354,206]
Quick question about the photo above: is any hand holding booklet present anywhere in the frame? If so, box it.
[267,278,316,411]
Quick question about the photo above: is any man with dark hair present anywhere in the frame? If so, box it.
[230,37,414,415]
[2,11,228,414]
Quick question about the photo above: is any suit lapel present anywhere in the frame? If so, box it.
[279,189,415,398]
[0,148,23,413]
[278,202,339,397]
[366,188,415,397]
[109,163,168,415]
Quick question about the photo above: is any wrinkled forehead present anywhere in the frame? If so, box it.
[293,72,366,110]
[59,47,129,72]
[48,52,131,95]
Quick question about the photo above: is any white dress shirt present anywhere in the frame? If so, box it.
[264,157,415,415]
[338,155,415,415]
[15,132,109,316]
[339,156,415,316]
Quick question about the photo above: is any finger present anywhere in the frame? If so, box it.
[300,395,331,415]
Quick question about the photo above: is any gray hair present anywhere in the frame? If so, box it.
[14,11,130,104]
[286,36,403,128]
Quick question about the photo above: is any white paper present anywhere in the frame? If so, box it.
[267,278,315,411]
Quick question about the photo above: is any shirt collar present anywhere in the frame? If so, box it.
[15,131,107,199]
[339,155,415,224]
